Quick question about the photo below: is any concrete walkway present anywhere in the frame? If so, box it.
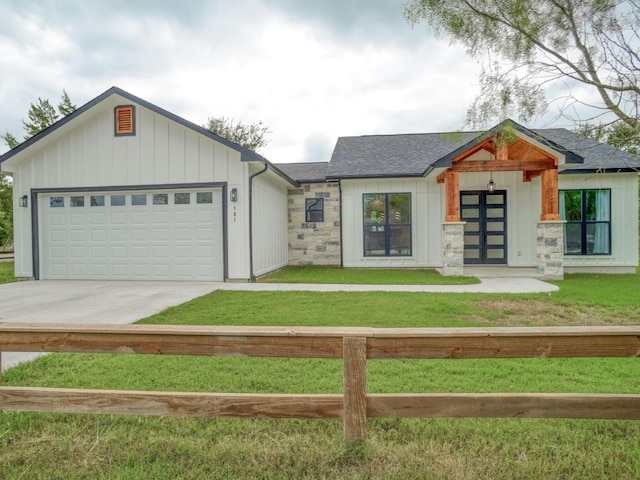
[0,274,557,370]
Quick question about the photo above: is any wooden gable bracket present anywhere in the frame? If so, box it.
[438,134,561,222]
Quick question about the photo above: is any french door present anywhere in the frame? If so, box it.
[460,190,507,264]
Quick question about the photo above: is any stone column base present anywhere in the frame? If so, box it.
[442,222,465,276]
[537,221,565,280]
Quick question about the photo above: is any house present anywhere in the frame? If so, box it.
[1,87,638,282]
[0,87,296,282]
[276,122,640,279]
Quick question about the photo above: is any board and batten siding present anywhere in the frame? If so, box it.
[340,178,442,268]
[8,95,251,279]
[559,172,638,273]
[251,169,289,277]
[340,171,638,270]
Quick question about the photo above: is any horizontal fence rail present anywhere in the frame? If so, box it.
[1,323,639,441]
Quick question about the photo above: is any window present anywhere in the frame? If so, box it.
[50,197,64,208]
[132,194,147,206]
[70,196,84,207]
[560,189,611,255]
[175,192,190,205]
[153,193,169,205]
[197,192,213,204]
[90,195,105,207]
[111,195,126,206]
[363,193,411,256]
[305,198,324,222]
[114,105,135,136]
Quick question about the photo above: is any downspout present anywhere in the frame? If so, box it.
[338,180,344,267]
[248,162,269,282]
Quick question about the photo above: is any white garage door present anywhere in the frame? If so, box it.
[39,188,224,281]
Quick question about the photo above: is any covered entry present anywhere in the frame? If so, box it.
[436,122,565,277]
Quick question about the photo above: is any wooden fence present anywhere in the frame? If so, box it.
[1,323,639,441]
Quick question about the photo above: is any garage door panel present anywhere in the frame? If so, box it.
[40,189,223,281]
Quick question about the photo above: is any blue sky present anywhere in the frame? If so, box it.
[0,0,588,164]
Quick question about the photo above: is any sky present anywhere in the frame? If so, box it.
[0,0,580,164]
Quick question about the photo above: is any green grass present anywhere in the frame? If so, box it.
[2,272,640,479]
[259,265,480,284]
[0,261,16,284]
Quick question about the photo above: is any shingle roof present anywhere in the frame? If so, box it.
[273,162,329,183]
[325,125,640,180]
[533,128,640,173]
[326,132,478,179]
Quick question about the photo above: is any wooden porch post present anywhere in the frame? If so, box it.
[540,168,560,221]
[445,171,460,222]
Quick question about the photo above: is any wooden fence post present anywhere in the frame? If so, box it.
[343,336,367,442]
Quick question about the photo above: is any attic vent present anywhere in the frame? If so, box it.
[114,105,135,136]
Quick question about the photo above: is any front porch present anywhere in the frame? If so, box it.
[437,125,566,280]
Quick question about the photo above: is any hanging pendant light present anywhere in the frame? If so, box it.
[487,173,496,192]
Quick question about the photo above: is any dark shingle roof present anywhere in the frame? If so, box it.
[325,125,640,180]
[273,162,329,183]
[533,128,640,173]
[327,132,478,179]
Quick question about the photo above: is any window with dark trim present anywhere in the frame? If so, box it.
[114,105,135,136]
[305,198,324,222]
[363,193,411,257]
[560,189,611,255]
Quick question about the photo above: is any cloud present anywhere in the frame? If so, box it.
[0,0,481,162]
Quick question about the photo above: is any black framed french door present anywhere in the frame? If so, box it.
[460,190,507,264]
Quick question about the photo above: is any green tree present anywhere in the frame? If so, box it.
[405,0,640,132]
[576,121,640,155]
[2,90,77,148]
[203,116,270,152]
[0,175,12,249]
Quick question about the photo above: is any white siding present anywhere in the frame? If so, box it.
[559,173,639,272]
[251,169,289,277]
[341,178,440,268]
[5,94,251,279]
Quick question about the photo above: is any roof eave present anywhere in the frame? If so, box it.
[0,86,273,168]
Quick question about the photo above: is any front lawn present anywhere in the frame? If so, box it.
[259,265,479,284]
[0,261,15,284]
[2,272,640,479]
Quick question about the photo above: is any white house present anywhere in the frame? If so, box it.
[1,88,638,281]
[277,121,640,278]
[0,87,296,282]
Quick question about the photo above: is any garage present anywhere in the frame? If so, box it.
[38,188,224,281]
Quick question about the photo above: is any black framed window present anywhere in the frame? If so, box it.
[305,198,324,222]
[560,189,611,255]
[363,193,411,256]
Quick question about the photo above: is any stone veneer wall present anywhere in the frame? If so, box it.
[287,183,341,266]
[441,222,465,276]
[536,221,565,280]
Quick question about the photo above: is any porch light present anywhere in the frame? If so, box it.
[230,188,238,202]
[19,195,28,207]
[487,173,496,193]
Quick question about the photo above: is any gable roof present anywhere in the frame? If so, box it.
[0,87,296,185]
[326,121,640,180]
[273,162,329,183]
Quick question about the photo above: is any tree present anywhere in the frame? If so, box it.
[2,90,77,148]
[576,121,640,154]
[405,0,640,132]
[203,116,270,152]
[0,175,12,249]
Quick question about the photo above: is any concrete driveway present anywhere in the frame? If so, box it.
[0,280,218,370]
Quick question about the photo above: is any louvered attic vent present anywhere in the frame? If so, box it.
[114,105,135,136]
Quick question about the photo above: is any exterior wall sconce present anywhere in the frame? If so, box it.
[230,188,238,202]
[19,195,28,207]
[487,174,496,193]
